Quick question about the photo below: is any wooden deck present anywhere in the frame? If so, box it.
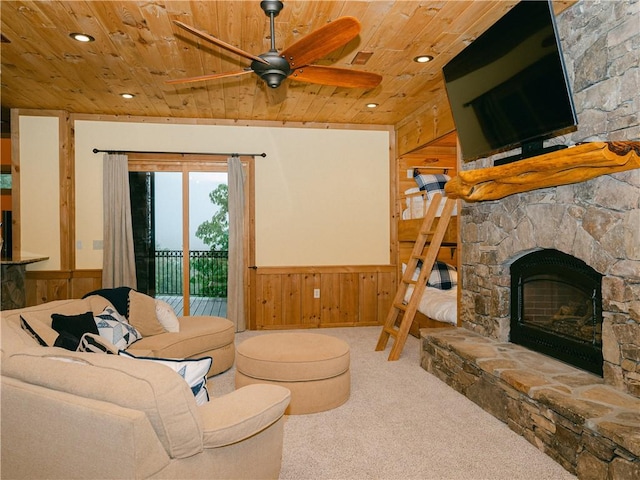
[157,296,227,318]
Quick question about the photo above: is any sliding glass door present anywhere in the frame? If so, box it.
[130,166,229,317]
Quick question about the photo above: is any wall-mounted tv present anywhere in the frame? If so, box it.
[442,0,578,165]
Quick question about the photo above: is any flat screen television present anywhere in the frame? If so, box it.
[442,0,578,165]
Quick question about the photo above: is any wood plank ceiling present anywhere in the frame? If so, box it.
[1,1,573,130]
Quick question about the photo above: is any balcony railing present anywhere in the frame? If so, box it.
[155,250,228,297]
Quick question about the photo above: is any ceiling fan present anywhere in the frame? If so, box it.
[167,0,382,90]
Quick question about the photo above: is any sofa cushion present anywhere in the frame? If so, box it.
[2,347,204,459]
[20,315,58,347]
[128,291,166,337]
[51,311,100,350]
[94,307,142,350]
[119,351,212,405]
[131,316,234,359]
[1,300,96,355]
[15,298,97,327]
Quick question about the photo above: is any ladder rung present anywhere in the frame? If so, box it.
[393,302,407,311]
[383,326,398,337]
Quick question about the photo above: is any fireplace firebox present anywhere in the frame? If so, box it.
[510,249,603,375]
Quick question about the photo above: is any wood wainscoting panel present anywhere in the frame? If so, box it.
[70,269,102,299]
[25,269,101,306]
[25,270,70,306]
[254,266,396,330]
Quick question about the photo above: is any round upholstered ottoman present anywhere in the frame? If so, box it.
[235,333,350,415]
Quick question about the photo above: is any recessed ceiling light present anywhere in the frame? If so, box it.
[413,55,434,63]
[366,103,378,108]
[121,93,135,99]
[70,33,95,43]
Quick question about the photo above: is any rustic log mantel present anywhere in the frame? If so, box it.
[445,141,640,202]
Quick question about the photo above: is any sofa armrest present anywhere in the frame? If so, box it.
[198,384,291,448]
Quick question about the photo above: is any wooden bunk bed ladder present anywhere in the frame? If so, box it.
[375,193,457,360]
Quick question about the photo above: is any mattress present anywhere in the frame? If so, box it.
[404,285,457,325]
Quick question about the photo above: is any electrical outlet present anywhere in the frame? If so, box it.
[407,168,414,178]
[313,288,320,299]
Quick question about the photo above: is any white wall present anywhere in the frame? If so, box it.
[19,116,60,270]
[71,119,390,268]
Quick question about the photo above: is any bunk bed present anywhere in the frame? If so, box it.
[398,168,459,336]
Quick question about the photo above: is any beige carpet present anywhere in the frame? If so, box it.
[212,326,576,480]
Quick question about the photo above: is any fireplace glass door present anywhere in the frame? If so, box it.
[510,249,603,375]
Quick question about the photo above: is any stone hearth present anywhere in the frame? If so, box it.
[421,327,640,479]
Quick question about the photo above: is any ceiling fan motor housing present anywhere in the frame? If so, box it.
[252,51,292,88]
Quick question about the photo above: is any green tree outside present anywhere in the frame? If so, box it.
[196,184,229,250]
[192,183,229,297]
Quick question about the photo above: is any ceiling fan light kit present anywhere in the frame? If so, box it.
[168,1,381,94]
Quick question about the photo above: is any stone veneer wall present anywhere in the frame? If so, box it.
[459,0,640,397]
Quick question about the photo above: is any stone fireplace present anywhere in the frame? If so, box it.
[458,168,639,397]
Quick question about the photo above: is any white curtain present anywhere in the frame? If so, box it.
[102,153,137,289]
[227,156,246,332]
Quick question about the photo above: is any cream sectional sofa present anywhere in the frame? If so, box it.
[1,297,291,479]
[2,295,236,376]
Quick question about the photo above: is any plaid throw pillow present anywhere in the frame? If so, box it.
[413,172,450,200]
[427,261,458,290]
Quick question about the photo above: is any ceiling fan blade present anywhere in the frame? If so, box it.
[166,69,253,85]
[290,65,382,89]
[281,16,361,68]
[173,20,268,65]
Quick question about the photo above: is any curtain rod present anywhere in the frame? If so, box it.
[93,148,266,157]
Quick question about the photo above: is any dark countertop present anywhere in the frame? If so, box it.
[1,255,49,266]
